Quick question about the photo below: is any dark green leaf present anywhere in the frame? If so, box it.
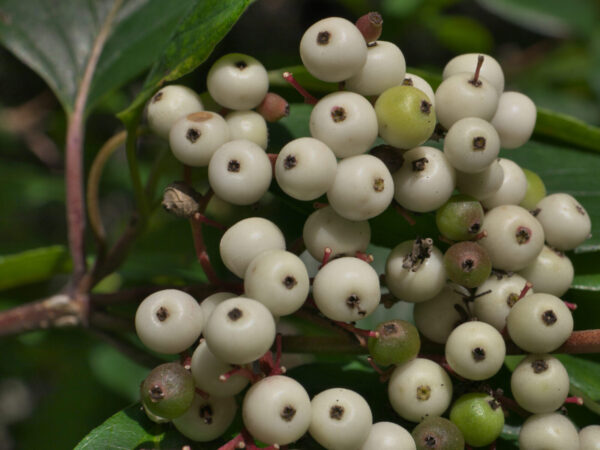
[0,246,71,291]
[556,355,600,415]
[0,0,198,114]
[426,15,494,54]
[74,403,188,450]
[534,108,600,153]
[119,0,253,123]
[477,0,598,38]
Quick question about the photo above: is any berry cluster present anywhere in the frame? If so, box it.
[135,12,595,450]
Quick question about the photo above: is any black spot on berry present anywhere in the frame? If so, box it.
[152,91,163,103]
[235,60,247,70]
[412,157,429,172]
[281,405,296,422]
[283,276,297,289]
[156,306,169,322]
[149,384,164,401]
[228,307,243,321]
[542,310,557,326]
[472,136,486,150]
[515,226,531,245]
[186,128,200,143]
[420,100,432,115]
[228,159,241,172]
[373,177,385,192]
[199,404,213,424]
[331,106,346,123]
[472,347,486,361]
[329,405,344,420]
[531,359,549,373]
[317,31,331,45]
[284,154,297,169]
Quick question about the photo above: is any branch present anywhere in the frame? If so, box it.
[0,294,87,337]
[65,0,123,287]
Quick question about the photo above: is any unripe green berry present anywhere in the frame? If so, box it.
[140,362,194,420]
[412,416,465,450]
[520,168,547,210]
[436,194,484,241]
[443,241,491,288]
[375,85,436,149]
[449,392,504,447]
[368,319,420,366]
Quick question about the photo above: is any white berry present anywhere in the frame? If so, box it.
[135,289,203,354]
[204,297,276,365]
[491,91,537,149]
[219,217,285,278]
[146,85,203,139]
[190,340,249,397]
[445,321,506,380]
[413,283,464,344]
[385,239,446,303]
[443,118,500,173]
[207,53,268,110]
[443,53,505,94]
[456,159,504,201]
[480,205,545,271]
[200,292,236,329]
[169,111,229,167]
[388,358,453,422]
[312,257,380,322]
[507,293,573,353]
[393,146,456,213]
[244,249,310,316]
[172,394,237,442]
[480,158,527,209]
[511,354,570,414]
[535,193,592,251]
[243,375,312,445]
[518,245,574,297]
[580,425,600,450]
[225,110,268,149]
[302,206,371,261]
[309,388,373,450]
[327,154,394,221]
[345,41,406,96]
[275,137,338,201]
[519,413,579,450]
[360,421,416,450]
[402,73,435,106]
[208,139,272,206]
[309,91,378,158]
[300,17,368,82]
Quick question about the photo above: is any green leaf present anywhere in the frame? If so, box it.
[555,355,600,415]
[74,403,188,450]
[477,0,598,38]
[0,246,71,291]
[0,0,198,114]
[534,108,600,153]
[426,15,494,54]
[118,0,253,123]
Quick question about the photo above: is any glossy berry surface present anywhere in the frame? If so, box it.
[368,319,420,366]
[412,416,465,450]
[140,362,194,419]
[449,392,504,447]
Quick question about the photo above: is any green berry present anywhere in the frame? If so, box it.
[140,362,194,419]
[436,194,484,241]
[449,392,504,447]
[412,416,465,450]
[443,241,492,288]
[368,319,421,366]
[375,85,436,149]
[520,168,547,210]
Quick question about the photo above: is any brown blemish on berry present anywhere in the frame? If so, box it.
[488,398,501,410]
[149,384,164,401]
[188,111,213,122]
[346,294,367,316]
[507,293,519,307]
[156,306,169,322]
[199,404,214,424]
[472,347,486,361]
[469,221,481,234]
[576,204,586,215]
[330,405,344,420]
[515,226,531,245]
[416,385,431,401]
[472,136,486,150]
[151,91,163,103]
[283,275,297,289]
[373,177,385,192]
[331,106,346,122]
[235,60,248,70]
[531,208,541,217]
[420,100,432,115]
[412,157,429,172]
[383,323,398,336]
[186,128,200,143]
[402,78,414,86]
[402,237,433,271]
[317,31,331,45]
[283,154,297,169]
[531,359,549,373]
[542,309,557,325]
[228,307,243,321]
[227,159,241,172]
[281,405,296,422]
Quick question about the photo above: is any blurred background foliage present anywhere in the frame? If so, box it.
[0,0,599,448]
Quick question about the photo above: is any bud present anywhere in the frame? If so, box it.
[162,182,201,218]
[256,92,290,122]
[355,12,383,44]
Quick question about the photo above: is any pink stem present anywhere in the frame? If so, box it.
[282,72,318,105]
